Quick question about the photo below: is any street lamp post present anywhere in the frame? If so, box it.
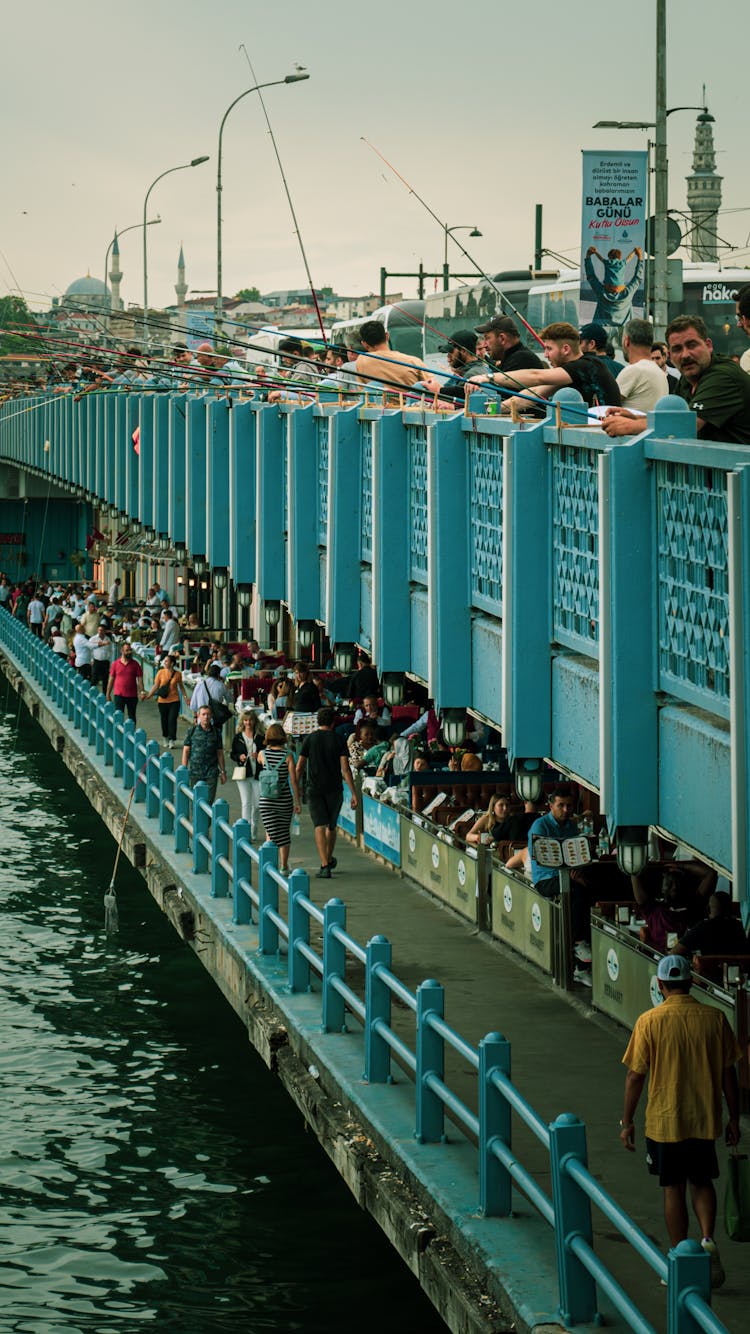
[215,71,309,343]
[142,155,209,350]
[593,0,706,338]
[443,224,482,292]
[104,218,161,329]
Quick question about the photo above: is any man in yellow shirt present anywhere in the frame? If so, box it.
[620,954,741,1287]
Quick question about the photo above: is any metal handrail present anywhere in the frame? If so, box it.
[0,612,728,1334]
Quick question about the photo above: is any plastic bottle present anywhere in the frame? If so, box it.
[291,813,301,837]
[597,827,609,859]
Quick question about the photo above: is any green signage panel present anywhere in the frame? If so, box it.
[490,867,556,974]
[400,817,477,923]
[592,922,736,1030]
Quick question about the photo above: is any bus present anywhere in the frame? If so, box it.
[526,264,750,360]
[422,264,750,364]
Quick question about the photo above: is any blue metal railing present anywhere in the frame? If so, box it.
[0,610,728,1334]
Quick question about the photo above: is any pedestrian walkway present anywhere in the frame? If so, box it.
[105,694,750,1328]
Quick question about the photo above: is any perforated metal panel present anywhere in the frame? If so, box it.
[468,430,503,613]
[361,420,373,561]
[553,444,599,653]
[656,459,729,708]
[316,415,329,545]
[408,424,428,583]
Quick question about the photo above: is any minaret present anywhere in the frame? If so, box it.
[108,232,122,311]
[175,243,187,310]
[686,105,722,263]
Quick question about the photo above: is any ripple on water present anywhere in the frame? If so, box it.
[0,700,447,1331]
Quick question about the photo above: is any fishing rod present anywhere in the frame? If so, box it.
[361,138,545,347]
[238,44,327,349]
[3,323,586,417]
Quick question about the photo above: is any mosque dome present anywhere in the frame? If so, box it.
[63,273,110,309]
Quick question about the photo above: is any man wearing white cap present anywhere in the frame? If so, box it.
[620,953,741,1287]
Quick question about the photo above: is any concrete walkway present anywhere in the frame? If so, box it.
[127,696,748,1329]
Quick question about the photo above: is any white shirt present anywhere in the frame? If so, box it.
[109,582,121,603]
[89,634,113,662]
[160,619,179,650]
[27,599,45,623]
[616,358,669,413]
[73,633,92,666]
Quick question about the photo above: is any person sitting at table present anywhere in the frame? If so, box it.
[505,845,533,881]
[413,753,431,773]
[312,673,336,708]
[467,795,537,846]
[347,721,378,771]
[353,693,391,734]
[631,859,717,953]
[268,675,295,719]
[671,891,750,961]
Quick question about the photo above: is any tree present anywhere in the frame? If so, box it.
[233,286,261,303]
[0,295,43,357]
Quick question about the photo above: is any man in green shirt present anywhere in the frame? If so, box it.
[603,315,750,444]
[181,704,227,803]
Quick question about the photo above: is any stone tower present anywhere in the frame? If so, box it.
[175,244,187,310]
[108,233,123,311]
[686,109,722,262]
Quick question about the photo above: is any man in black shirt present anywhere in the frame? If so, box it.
[421,330,487,401]
[292,662,322,713]
[347,651,380,702]
[471,320,621,411]
[673,892,750,960]
[474,314,544,378]
[296,707,358,878]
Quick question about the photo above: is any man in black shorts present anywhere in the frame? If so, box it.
[296,707,358,879]
[620,954,741,1287]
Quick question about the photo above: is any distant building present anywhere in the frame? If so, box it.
[686,108,723,263]
[327,293,403,320]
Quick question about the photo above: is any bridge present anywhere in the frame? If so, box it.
[0,386,746,1333]
[0,386,745,907]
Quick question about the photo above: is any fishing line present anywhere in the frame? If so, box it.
[361,139,545,347]
[239,44,327,349]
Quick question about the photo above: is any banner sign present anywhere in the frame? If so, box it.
[580,150,648,331]
[363,795,401,866]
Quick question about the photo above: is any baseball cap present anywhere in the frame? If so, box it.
[438,330,478,354]
[579,322,608,348]
[656,955,691,982]
[475,315,519,336]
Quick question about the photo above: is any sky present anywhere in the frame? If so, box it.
[2,0,748,313]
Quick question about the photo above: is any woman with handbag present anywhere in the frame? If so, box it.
[141,653,189,748]
[257,723,301,872]
[230,710,265,839]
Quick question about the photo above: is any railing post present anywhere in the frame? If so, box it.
[667,1240,711,1334]
[192,782,210,874]
[323,898,347,1033]
[174,766,190,852]
[258,841,279,954]
[416,979,445,1143]
[478,1032,512,1216]
[210,800,230,896]
[94,692,106,756]
[232,819,252,924]
[159,753,174,833]
[73,673,83,729]
[288,868,310,991]
[103,700,116,767]
[86,685,98,747]
[144,740,161,817]
[364,934,392,1083]
[548,1113,597,1326]
[122,718,135,789]
[133,728,148,802]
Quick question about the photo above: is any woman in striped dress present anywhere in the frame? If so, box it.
[257,723,301,872]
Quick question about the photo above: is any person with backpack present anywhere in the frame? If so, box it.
[257,723,301,872]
